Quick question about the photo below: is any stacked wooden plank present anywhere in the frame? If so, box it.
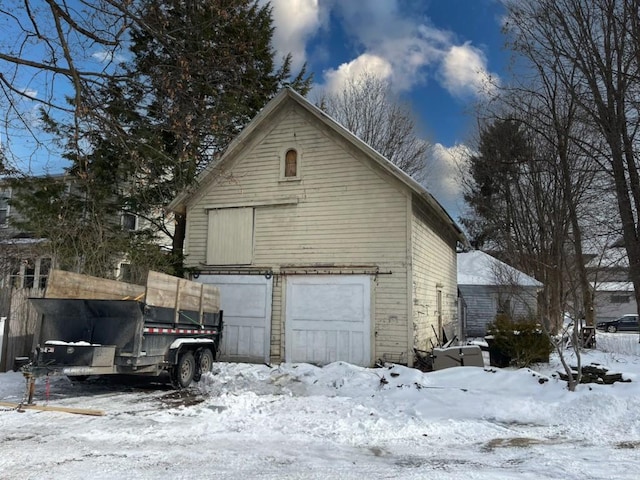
[44,269,220,314]
[45,269,145,301]
[145,270,220,314]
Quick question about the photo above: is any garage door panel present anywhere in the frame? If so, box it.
[250,326,266,357]
[290,284,366,321]
[286,276,370,366]
[231,324,265,358]
[217,284,269,318]
[223,325,238,355]
[291,330,306,362]
[291,320,366,330]
[350,332,365,365]
[289,328,364,365]
[337,333,350,361]
[197,275,271,363]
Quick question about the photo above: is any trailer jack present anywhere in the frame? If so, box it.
[23,372,37,405]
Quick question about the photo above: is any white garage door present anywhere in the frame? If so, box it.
[285,276,371,366]
[197,275,272,363]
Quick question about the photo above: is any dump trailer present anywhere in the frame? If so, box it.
[23,269,223,389]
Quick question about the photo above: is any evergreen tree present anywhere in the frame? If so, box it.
[11,0,311,278]
[90,0,312,274]
[462,118,533,249]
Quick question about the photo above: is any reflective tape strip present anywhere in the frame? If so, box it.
[143,327,217,335]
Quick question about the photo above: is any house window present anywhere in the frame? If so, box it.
[496,297,511,315]
[0,188,11,227]
[119,263,133,283]
[38,257,51,289]
[122,213,137,231]
[285,149,297,177]
[206,207,254,265]
[9,257,52,289]
[280,147,301,180]
[23,259,36,288]
[611,295,631,304]
[10,259,22,288]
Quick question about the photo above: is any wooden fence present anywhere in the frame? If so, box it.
[0,287,45,372]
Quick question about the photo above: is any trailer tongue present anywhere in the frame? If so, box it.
[22,270,223,398]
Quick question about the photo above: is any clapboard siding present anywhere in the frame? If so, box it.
[594,290,636,322]
[186,105,410,364]
[373,270,408,363]
[411,195,458,352]
[459,284,540,337]
[186,108,408,267]
[459,285,495,337]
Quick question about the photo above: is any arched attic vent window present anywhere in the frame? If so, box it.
[285,149,298,177]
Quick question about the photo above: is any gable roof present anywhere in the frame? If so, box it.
[457,250,542,287]
[586,246,629,269]
[169,88,465,243]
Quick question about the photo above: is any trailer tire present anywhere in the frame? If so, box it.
[194,348,214,382]
[171,351,196,388]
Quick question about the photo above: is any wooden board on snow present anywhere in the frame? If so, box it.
[0,401,105,416]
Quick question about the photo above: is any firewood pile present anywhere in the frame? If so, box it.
[556,363,631,385]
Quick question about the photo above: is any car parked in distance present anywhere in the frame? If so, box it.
[596,314,639,333]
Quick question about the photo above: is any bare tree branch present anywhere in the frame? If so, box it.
[317,72,432,180]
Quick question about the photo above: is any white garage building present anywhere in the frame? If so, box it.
[170,89,464,367]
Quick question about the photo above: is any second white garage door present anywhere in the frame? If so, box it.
[285,276,371,366]
[197,274,272,363]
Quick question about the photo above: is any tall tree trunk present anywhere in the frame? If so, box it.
[172,213,186,276]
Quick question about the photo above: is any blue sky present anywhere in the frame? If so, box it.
[3,0,509,221]
[266,0,509,219]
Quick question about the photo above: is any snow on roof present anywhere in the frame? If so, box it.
[593,281,634,292]
[457,250,542,287]
[586,247,629,269]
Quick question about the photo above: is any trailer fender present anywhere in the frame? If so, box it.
[167,338,216,365]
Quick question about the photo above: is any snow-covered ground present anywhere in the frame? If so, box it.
[2,333,640,479]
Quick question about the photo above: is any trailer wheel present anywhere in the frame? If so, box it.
[171,351,196,388]
[194,348,214,382]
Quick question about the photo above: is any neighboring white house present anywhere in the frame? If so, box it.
[586,245,637,321]
[458,250,542,338]
[0,173,174,287]
[591,281,636,322]
[169,88,466,367]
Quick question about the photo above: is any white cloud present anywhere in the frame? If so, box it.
[264,0,322,70]
[92,51,112,63]
[265,1,501,99]
[322,54,392,95]
[426,143,473,219]
[92,50,125,64]
[440,42,498,98]
[324,2,449,92]
[19,88,38,99]
[304,2,498,99]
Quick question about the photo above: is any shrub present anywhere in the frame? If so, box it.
[485,314,553,367]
